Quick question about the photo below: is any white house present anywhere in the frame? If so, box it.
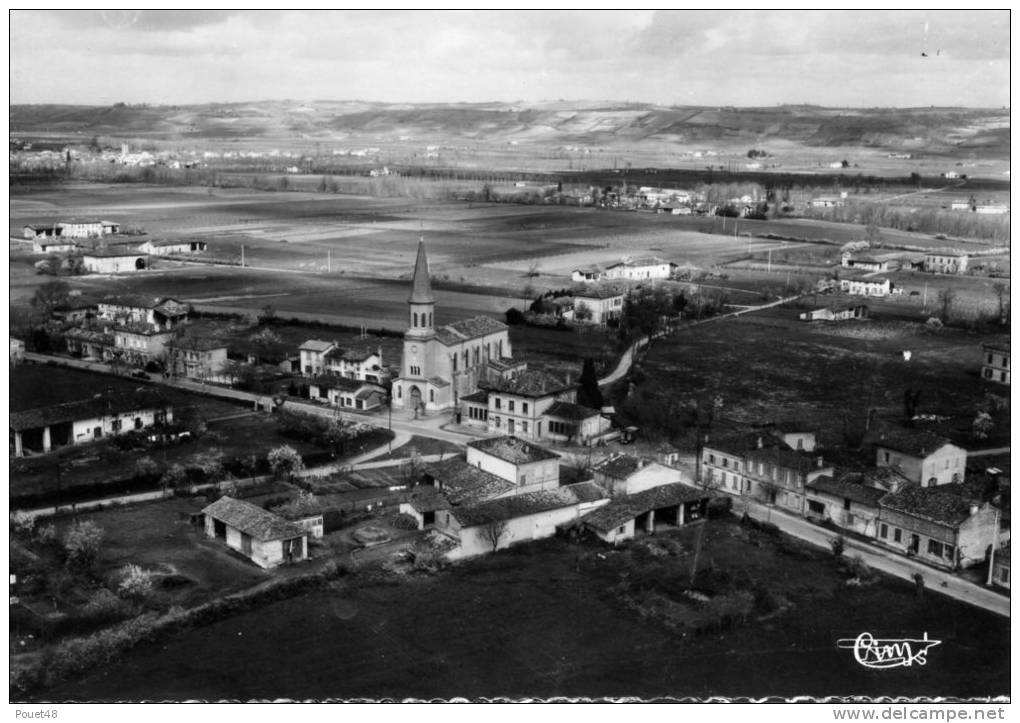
[603,257,675,281]
[466,435,560,493]
[840,277,891,297]
[571,267,603,283]
[981,342,1009,385]
[139,239,208,255]
[574,288,625,325]
[874,429,967,487]
[202,496,308,569]
[576,483,713,545]
[593,454,687,497]
[58,220,120,238]
[82,250,148,274]
[307,375,387,411]
[923,252,969,275]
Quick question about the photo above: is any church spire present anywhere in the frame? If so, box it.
[408,237,435,304]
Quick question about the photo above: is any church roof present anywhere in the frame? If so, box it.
[434,315,508,345]
[408,240,435,305]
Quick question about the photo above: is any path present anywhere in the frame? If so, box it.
[738,498,1009,618]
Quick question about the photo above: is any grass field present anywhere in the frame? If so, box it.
[39,517,1009,701]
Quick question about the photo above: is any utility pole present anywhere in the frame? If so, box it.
[241,245,245,268]
[327,248,331,273]
[767,248,772,274]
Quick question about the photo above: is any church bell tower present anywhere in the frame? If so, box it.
[407,238,435,340]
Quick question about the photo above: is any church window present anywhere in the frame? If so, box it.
[474,347,480,365]
[452,354,457,372]
[463,350,469,368]
[413,312,418,327]
[429,390,435,402]
[428,313,432,326]
[397,387,402,399]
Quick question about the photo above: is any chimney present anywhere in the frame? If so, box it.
[817,456,824,468]
[757,436,763,449]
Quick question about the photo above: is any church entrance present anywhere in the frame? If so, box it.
[410,385,422,414]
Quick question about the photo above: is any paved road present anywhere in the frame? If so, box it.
[738,497,1009,618]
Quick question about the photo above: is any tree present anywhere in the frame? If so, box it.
[992,282,1009,323]
[160,464,188,493]
[505,307,525,326]
[480,518,510,552]
[134,457,160,481]
[830,535,846,558]
[937,288,955,324]
[63,521,104,573]
[399,449,426,488]
[267,444,304,480]
[972,411,994,441]
[30,279,71,318]
[117,564,154,601]
[324,419,370,458]
[573,300,592,322]
[577,358,604,410]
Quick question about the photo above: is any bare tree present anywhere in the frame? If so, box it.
[992,282,1009,323]
[937,288,955,324]
[480,518,510,552]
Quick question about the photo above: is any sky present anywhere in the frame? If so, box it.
[8,9,1011,107]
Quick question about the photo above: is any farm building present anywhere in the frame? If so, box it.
[31,239,79,254]
[799,304,868,322]
[391,241,513,414]
[439,482,608,560]
[466,435,561,493]
[573,287,625,325]
[399,487,453,529]
[57,220,121,238]
[307,375,387,411]
[574,483,713,545]
[299,340,335,376]
[112,326,174,368]
[981,341,1009,385]
[873,428,966,487]
[701,434,757,496]
[138,239,208,255]
[10,391,172,457]
[571,266,603,283]
[593,454,687,497]
[810,195,845,208]
[82,250,149,274]
[22,224,61,240]
[840,253,889,273]
[98,296,190,330]
[51,299,96,323]
[10,337,25,365]
[166,336,228,380]
[839,277,891,297]
[420,456,518,505]
[201,496,308,569]
[923,251,969,275]
[876,486,998,570]
[603,257,676,281]
[542,401,612,444]
[805,471,887,538]
[65,328,116,360]
[975,205,1008,215]
[950,200,972,212]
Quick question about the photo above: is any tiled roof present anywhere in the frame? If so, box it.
[872,428,956,458]
[487,356,523,372]
[325,347,376,362]
[428,376,451,388]
[807,473,887,507]
[594,454,649,479]
[169,336,226,352]
[425,457,517,505]
[309,375,377,393]
[983,340,1010,354]
[153,299,190,317]
[299,339,335,352]
[64,328,114,344]
[467,435,559,465]
[460,390,489,404]
[434,315,507,345]
[481,368,573,398]
[746,446,826,474]
[409,240,435,304]
[451,487,584,527]
[84,249,145,258]
[561,481,608,504]
[545,401,601,421]
[405,487,451,514]
[580,483,711,533]
[100,295,179,311]
[703,433,760,458]
[575,286,624,300]
[11,391,171,431]
[879,485,975,527]
[202,496,306,541]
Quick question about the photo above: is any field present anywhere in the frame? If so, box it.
[38,517,1010,701]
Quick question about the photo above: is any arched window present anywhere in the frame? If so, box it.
[428,313,432,326]
[429,389,435,402]
[397,386,402,399]
[413,312,418,327]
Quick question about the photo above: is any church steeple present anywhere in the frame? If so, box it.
[407,237,435,337]
[409,238,435,304]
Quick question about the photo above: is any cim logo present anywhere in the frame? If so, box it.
[836,632,942,669]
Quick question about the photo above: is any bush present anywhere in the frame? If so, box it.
[830,535,846,558]
[117,564,155,601]
[63,521,104,573]
[35,524,57,545]
[391,512,419,531]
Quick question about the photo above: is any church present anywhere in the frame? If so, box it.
[391,241,515,413]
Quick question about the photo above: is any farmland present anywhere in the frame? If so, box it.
[37,518,1010,701]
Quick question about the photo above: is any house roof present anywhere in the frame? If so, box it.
[64,328,115,345]
[925,250,969,258]
[545,401,602,421]
[983,341,1010,354]
[11,390,171,432]
[580,483,711,533]
[562,481,609,503]
[325,346,377,363]
[434,315,507,345]
[872,428,957,458]
[424,456,517,505]
[451,487,586,527]
[807,473,887,507]
[879,485,976,527]
[460,390,489,404]
[84,249,146,258]
[480,368,573,398]
[202,496,306,541]
[486,356,523,373]
[299,339,335,353]
[309,375,378,393]
[408,240,435,304]
[746,446,827,474]
[594,454,651,479]
[703,432,760,458]
[144,238,204,248]
[467,435,560,465]
[169,336,226,352]
[609,256,671,269]
[575,287,624,300]
[405,487,451,514]
[153,299,190,317]
[99,295,185,312]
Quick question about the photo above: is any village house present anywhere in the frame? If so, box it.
[10,391,172,457]
[573,483,713,545]
[839,276,891,297]
[82,250,149,274]
[603,257,676,281]
[990,543,1010,589]
[810,195,845,208]
[22,224,61,240]
[876,486,998,570]
[542,401,612,444]
[391,241,512,413]
[571,266,603,283]
[324,346,387,384]
[65,328,116,361]
[981,341,1010,385]
[112,326,174,368]
[51,299,96,324]
[299,340,335,376]
[873,428,966,487]
[744,446,833,515]
[799,304,868,322]
[701,434,754,496]
[466,435,561,493]
[97,296,190,331]
[975,204,1009,215]
[573,287,625,325]
[438,482,608,559]
[138,239,209,255]
[307,375,387,411]
[31,238,79,254]
[57,220,121,238]
[201,496,308,569]
[593,454,687,497]
[467,368,573,439]
[166,336,228,380]
[924,251,969,275]
[10,337,25,366]
[950,200,972,212]
[805,470,888,538]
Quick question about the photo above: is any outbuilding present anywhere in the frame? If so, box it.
[201,496,308,569]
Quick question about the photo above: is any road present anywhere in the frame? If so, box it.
[738,497,1009,618]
